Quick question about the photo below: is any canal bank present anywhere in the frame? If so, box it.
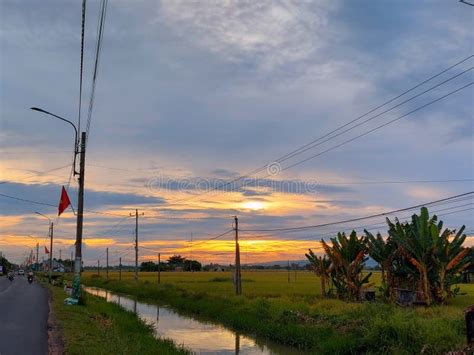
[84,286,307,355]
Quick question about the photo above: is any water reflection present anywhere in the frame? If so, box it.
[84,286,306,355]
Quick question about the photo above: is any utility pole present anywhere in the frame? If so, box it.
[59,249,62,261]
[158,253,161,285]
[49,222,54,283]
[36,243,39,272]
[73,131,87,300]
[234,216,242,295]
[106,248,109,280]
[287,260,290,283]
[119,257,122,281]
[97,260,100,275]
[131,209,143,281]
[135,209,138,281]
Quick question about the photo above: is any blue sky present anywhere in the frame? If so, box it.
[1,0,473,264]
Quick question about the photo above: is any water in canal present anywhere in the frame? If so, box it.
[83,286,306,354]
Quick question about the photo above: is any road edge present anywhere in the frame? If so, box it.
[47,287,64,355]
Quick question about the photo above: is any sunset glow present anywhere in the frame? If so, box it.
[0,2,472,268]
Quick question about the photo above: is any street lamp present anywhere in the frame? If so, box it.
[30,107,78,174]
[31,107,86,302]
[35,212,53,283]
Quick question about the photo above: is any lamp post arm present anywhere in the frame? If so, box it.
[30,107,78,147]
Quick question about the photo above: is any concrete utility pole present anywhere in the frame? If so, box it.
[288,260,290,283]
[106,248,109,280]
[158,253,161,285]
[135,209,138,281]
[73,131,87,300]
[36,243,39,272]
[35,212,53,281]
[119,257,122,281]
[59,249,62,261]
[234,216,242,295]
[97,260,100,275]
[131,209,143,281]
[49,222,54,282]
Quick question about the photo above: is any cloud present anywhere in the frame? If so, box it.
[146,174,352,196]
[159,0,337,71]
[0,182,166,216]
[1,1,473,264]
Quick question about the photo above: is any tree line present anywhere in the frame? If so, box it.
[141,255,202,272]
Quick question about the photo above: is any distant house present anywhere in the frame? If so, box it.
[213,265,228,272]
[462,248,474,283]
[42,259,66,273]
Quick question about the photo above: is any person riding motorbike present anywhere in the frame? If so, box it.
[7,271,14,281]
[27,271,34,284]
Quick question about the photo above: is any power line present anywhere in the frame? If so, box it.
[0,192,128,217]
[278,66,472,166]
[173,80,473,207]
[281,82,473,172]
[77,0,86,135]
[0,163,73,185]
[167,55,473,205]
[85,0,108,139]
[240,191,473,232]
[0,193,57,208]
[142,214,232,220]
[312,178,474,186]
[189,229,234,246]
[240,203,473,243]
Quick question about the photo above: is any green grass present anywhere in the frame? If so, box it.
[49,284,190,355]
[79,270,473,354]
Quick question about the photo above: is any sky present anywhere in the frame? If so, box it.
[0,0,473,266]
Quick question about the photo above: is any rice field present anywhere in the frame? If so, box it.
[85,270,474,308]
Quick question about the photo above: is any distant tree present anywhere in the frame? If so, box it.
[184,259,202,271]
[0,254,12,273]
[140,261,157,272]
[168,255,186,265]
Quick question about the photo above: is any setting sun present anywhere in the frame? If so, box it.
[242,201,265,210]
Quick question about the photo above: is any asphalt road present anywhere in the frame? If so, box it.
[0,275,48,355]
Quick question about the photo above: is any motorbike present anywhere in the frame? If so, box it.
[27,274,33,284]
[8,273,14,281]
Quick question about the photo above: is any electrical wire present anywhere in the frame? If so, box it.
[78,0,86,135]
[240,191,473,232]
[167,55,473,206]
[85,0,108,139]
[240,202,473,243]
[281,82,473,172]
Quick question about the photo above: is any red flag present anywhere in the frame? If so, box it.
[44,246,49,254]
[58,186,71,216]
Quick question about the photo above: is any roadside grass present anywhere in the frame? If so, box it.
[49,284,190,355]
[79,270,473,354]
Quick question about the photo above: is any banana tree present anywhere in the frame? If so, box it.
[305,249,332,297]
[387,207,469,305]
[321,231,372,300]
[387,207,437,305]
[365,230,397,299]
[431,225,470,303]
